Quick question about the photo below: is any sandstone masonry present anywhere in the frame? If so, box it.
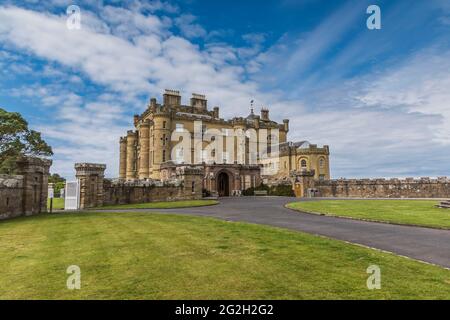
[291,170,450,198]
[75,163,203,209]
[0,156,51,220]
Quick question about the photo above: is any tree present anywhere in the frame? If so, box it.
[49,173,66,197]
[0,108,53,174]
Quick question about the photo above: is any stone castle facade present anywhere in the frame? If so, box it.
[119,89,330,196]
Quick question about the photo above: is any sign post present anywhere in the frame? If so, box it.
[48,183,54,214]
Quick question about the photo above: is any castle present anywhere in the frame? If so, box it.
[119,89,330,196]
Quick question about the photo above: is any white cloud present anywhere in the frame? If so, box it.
[1,2,449,180]
[174,14,207,39]
[353,48,450,145]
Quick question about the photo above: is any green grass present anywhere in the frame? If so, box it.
[99,199,218,210]
[47,198,65,210]
[0,211,449,299]
[287,200,450,229]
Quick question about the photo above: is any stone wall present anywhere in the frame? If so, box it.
[76,163,203,209]
[103,179,202,206]
[290,170,450,198]
[0,157,52,220]
[316,177,450,198]
[0,175,24,219]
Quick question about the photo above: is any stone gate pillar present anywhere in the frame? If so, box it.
[16,156,52,215]
[177,165,204,199]
[75,163,106,209]
[290,169,316,198]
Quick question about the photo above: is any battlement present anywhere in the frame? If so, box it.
[325,177,450,185]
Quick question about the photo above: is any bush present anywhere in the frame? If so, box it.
[202,188,212,197]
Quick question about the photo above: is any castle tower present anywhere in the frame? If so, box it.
[119,136,127,179]
[151,112,171,179]
[138,120,151,179]
[126,130,137,180]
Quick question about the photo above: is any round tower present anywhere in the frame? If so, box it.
[119,136,127,179]
[138,120,150,179]
[126,130,137,180]
[152,111,171,179]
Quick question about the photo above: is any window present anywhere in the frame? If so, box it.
[162,134,166,146]
[284,161,287,169]
[300,159,307,168]
[163,121,166,129]
[191,181,195,193]
[319,158,325,169]
[162,150,166,162]
[211,149,216,157]
[319,174,325,181]
[176,123,184,132]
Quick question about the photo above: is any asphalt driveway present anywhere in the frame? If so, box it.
[96,196,450,269]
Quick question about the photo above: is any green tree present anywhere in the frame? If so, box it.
[0,108,53,174]
[49,173,66,197]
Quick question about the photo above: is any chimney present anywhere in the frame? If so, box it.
[150,97,157,108]
[213,106,219,118]
[261,108,269,120]
[191,93,207,111]
[283,119,289,132]
[163,89,181,106]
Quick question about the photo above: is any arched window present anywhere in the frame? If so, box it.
[319,158,325,169]
[300,159,307,168]
[191,181,195,193]
[162,150,166,162]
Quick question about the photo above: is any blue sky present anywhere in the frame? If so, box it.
[0,0,449,179]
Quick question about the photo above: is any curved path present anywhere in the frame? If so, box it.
[96,197,450,269]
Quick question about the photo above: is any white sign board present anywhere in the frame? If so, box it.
[48,188,54,199]
[64,180,80,210]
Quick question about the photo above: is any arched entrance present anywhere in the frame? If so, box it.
[217,171,230,197]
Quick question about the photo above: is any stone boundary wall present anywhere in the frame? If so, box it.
[0,175,24,219]
[0,157,51,220]
[75,163,204,208]
[102,179,202,206]
[315,177,450,198]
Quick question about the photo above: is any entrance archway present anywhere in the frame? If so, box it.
[217,171,230,197]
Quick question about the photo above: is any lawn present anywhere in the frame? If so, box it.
[287,200,450,229]
[0,211,449,299]
[47,198,65,210]
[99,199,218,210]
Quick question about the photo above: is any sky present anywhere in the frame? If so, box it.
[0,0,449,179]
